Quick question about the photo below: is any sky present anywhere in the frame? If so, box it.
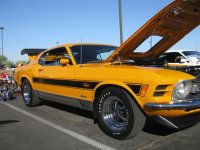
[0,0,199,62]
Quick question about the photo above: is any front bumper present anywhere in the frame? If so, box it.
[145,100,200,111]
[153,113,200,129]
[145,100,200,128]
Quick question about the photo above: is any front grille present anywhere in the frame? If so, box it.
[185,78,200,101]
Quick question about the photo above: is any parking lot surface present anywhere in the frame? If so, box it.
[1,97,200,150]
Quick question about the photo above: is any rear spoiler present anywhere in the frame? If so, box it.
[21,48,46,55]
[21,49,46,61]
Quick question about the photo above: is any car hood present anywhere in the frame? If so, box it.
[81,64,195,83]
[104,0,200,63]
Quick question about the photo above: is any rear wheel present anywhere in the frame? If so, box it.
[97,86,146,139]
[21,79,41,107]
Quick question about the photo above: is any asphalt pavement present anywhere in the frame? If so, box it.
[0,96,200,150]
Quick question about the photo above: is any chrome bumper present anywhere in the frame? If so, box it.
[145,100,200,110]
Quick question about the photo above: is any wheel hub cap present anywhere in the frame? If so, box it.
[102,96,129,132]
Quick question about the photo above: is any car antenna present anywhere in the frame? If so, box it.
[80,34,83,67]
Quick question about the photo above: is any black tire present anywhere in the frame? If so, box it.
[21,79,41,107]
[6,90,15,100]
[97,86,146,140]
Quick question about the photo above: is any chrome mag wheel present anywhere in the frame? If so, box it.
[102,96,129,133]
[98,87,146,139]
[22,82,31,105]
[22,79,41,107]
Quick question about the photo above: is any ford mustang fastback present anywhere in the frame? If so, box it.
[14,0,200,139]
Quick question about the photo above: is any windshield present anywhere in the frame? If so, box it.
[182,51,200,63]
[70,45,117,64]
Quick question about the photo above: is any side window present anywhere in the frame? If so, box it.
[165,52,182,63]
[38,47,71,66]
[38,52,48,66]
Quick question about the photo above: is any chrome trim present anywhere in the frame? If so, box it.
[145,100,200,110]
[101,95,129,132]
[34,90,93,111]
[172,78,200,102]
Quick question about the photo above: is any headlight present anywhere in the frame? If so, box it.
[172,80,192,102]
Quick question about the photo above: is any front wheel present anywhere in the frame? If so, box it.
[21,79,41,107]
[97,87,146,139]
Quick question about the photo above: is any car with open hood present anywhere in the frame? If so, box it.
[14,0,200,139]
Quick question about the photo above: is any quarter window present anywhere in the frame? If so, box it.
[38,47,71,66]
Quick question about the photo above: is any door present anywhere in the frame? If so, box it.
[33,47,76,98]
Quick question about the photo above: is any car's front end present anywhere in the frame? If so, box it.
[144,77,200,128]
[75,62,200,129]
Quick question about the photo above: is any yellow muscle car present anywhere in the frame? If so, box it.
[15,0,200,139]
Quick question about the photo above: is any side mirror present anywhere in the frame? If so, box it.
[60,58,70,66]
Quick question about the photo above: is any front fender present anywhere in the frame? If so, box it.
[93,81,143,107]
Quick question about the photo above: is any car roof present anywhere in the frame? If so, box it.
[166,49,197,53]
[46,43,118,51]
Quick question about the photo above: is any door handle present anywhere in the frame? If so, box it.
[38,69,43,72]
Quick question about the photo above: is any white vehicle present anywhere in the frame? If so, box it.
[160,50,200,77]
[163,50,200,66]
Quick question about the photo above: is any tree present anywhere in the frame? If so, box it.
[0,55,8,66]
[0,55,27,68]
[15,60,29,66]
[4,60,14,67]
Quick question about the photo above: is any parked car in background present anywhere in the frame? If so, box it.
[163,50,200,65]
[160,50,200,76]
[14,0,200,139]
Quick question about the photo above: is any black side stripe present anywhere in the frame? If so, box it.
[33,78,100,90]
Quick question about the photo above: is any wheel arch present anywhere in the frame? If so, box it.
[21,76,33,87]
[93,83,145,121]
[21,76,41,107]
[21,77,27,83]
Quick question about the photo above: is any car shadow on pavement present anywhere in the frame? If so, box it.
[143,118,178,136]
[0,120,19,125]
[44,101,94,119]
[44,101,179,136]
